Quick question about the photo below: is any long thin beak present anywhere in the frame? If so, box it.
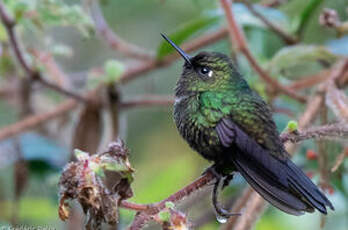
[161,33,192,66]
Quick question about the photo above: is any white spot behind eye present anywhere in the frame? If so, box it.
[208,70,213,78]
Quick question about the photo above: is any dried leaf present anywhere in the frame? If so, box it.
[72,102,102,155]
[58,139,134,229]
[58,195,71,221]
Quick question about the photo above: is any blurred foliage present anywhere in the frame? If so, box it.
[0,0,347,230]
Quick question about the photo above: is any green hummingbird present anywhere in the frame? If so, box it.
[161,34,334,216]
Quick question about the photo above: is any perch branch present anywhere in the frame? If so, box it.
[119,122,348,229]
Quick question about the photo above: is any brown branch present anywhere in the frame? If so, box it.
[331,148,347,172]
[121,95,173,109]
[127,212,152,230]
[233,193,267,230]
[0,1,88,103]
[242,0,298,45]
[87,0,154,60]
[219,0,306,103]
[121,171,216,228]
[120,201,150,212]
[280,123,348,143]
[288,69,331,90]
[29,50,70,88]
[0,1,31,75]
[34,76,88,102]
[221,188,254,230]
[0,99,77,141]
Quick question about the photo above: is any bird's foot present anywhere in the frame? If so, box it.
[202,164,223,187]
[212,174,240,218]
[203,165,234,188]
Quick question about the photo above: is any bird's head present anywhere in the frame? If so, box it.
[161,33,247,97]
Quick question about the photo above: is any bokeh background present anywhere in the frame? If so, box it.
[0,0,347,229]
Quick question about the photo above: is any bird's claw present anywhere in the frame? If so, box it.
[212,176,240,218]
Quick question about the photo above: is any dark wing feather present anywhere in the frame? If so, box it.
[215,118,334,215]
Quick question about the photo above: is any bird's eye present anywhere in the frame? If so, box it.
[200,67,213,77]
[200,67,210,74]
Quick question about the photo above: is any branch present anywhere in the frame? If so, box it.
[87,0,154,60]
[0,1,88,103]
[127,212,152,230]
[281,123,348,143]
[288,69,331,90]
[233,194,266,230]
[121,95,173,109]
[242,0,298,45]
[220,188,254,230]
[219,0,306,103]
[0,1,31,75]
[0,99,77,141]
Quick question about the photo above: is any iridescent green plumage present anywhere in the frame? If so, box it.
[162,34,334,216]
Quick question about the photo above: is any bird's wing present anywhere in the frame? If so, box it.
[215,94,333,215]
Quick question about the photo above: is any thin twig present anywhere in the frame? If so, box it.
[121,95,173,109]
[122,171,216,228]
[331,148,347,172]
[233,193,266,230]
[220,188,254,230]
[243,0,298,44]
[289,69,331,90]
[127,212,152,230]
[0,99,77,141]
[87,0,154,60]
[280,123,348,143]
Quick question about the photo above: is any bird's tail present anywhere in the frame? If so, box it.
[231,151,334,215]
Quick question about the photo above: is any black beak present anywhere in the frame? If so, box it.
[161,33,192,66]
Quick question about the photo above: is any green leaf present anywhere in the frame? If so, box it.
[165,201,175,209]
[87,60,124,89]
[74,149,89,161]
[157,15,219,59]
[102,161,128,172]
[104,59,125,83]
[295,0,324,36]
[286,120,298,132]
[158,210,171,222]
[90,162,106,178]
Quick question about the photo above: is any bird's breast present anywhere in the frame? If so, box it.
[174,95,224,161]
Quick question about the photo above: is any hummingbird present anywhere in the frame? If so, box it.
[161,33,334,216]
